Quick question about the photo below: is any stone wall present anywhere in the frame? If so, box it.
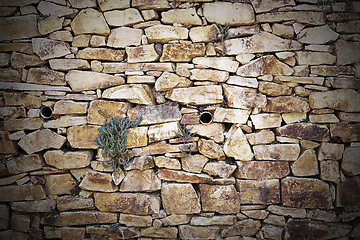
[0,0,360,239]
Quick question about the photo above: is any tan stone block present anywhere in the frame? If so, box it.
[193,57,239,73]
[10,212,30,233]
[295,51,336,65]
[45,174,76,196]
[72,34,91,47]
[223,124,253,161]
[342,147,360,176]
[97,0,130,11]
[76,47,125,61]
[190,69,229,82]
[107,26,143,47]
[32,38,71,60]
[104,8,143,27]
[291,149,319,177]
[10,52,45,69]
[162,7,201,25]
[44,150,92,170]
[56,195,93,212]
[189,24,219,43]
[79,170,117,192]
[38,16,64,35]
[213,107,250,124]
[49,59,90,71]
[318,142,344,161]
[94,192,160,214]
[145,24,188,43]
[310,89,360,112]
[6,154,42,174]
[19,129,66,154]
[330,123,360,143]
[282,112,307,124]
[102,62,174,73]
[132,141,195,156]
[268,205,306,218]
[126,44,159,63]
[44,226,85,239]
[179,225,219,240]
[155,72,192,92]
[102,84,155,105]
[236,179,280,204]
[4,92,42,109]
[226,76,258,88]
[160,43,205,62]
[165,85,223,105]
[222,219,261,237]
[203,161,237,178]
[87,100,129,125]
[43,211,117,226]
[0,131,15,154]
[154,156,181,170]
[53,100,88,115]
[223,84,266,109]
[282,177,332,209]
[198,138,225,160]
[251,113,282,129]
[190,123,224,143]
[251,0,295,13]
[181,154,208,173]
[320,160,340,183]
[162,215,190,226]
[119,214,152,227]
[275,75,324,85]
[140,227,178,239]
[263,96,309,113]
[298,25,338,44]
[43,115,88,129]
[120,169,160,192]
[0,15,39,41]
[234,161,289,179]
[259,82,291,96]
[49,30,73,42]
[272,23,294,38]
[257,11,325,25]
[264,214,286,226]
[71,8,109,35]
[67,125,98,149]
[191,215,236,226]
[253,144,300,161]
[245,129,275,145]
[158,169,212,183]
[236,55,293,77]
[3,118,43,131]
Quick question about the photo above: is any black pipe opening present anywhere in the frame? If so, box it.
[40,106,53,119]
[200,111,213,124]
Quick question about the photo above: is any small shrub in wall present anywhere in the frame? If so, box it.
[93,115,142,170]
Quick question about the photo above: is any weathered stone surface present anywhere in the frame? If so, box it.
[71,8,109,35]
[191,215,236,226]
[227,76,258,88]
[126,44,159,63]
[79,170,117,192]
[189,123,224,143]
[44,115,88,129]
[9,212,30,232]
[87,100,129,125]
[181,154,208,173]
[223,84,267,109]
[259,82,292,96]
[336,39,360,65]
[257,11,325,25]
[161,183,201,215]
[203,161,236,178]
[0,42,33,54]
[0,185,45,202]
[213,107,250,124]
[0,131,15,154]
[132,141,195,156]
[234,161,290,179]
[32,38,71,60]
[193,57,239,73]
[282,177,332,209]
[119,214,152,227]
[224,124,253,161]
[145,25,188,43]
[236,179,280,204]
[67,125,98,149]
[76,48,125,61]
[94,192,160,214]
[268,205,306,218]
[320,160,340,183]
[253,144,300,161]
[330,123,360,143]
[11,52,45,69]
[251,113,282,129]
[0,68,19,82]
[291,149,319,177]
[102,84,155,105]
[297,25,338,44]
[275,75,324,85]
[57,195,94,211]
[158,169,212,183]
[0,15,39,41]
[155,72,192,91]
[44,150,92,170]
[38,1,77,17]
[43,211,116,226]
[97,0,130,11]
[6,154,42,174]
[45,174,76,196]
[162,7,201,25]
[327,76,360,89]
[38,16,64,35]
[0,231,27,239]
[153,156,180,170]
[141,227,178,239]
[44,226,85,240]
[277,123,330,141]
[203,2,254,26]
[285,219,351,240]
[127,102,181,125]
[162,215,190,226]
[263,96,309,113]
[19,129,66,154]
[189,24,219,43]
[200,184,240,214]
[11,199,55,213]
[120,170,161,192]
[160,43,205,62]
[222,219,261,237]
[246,129,275,145]
[295,51,336,65]
[165,85,223,105]
[179,225,219,240]
[107,27,143,47]
[224,32,302,55]
[66,70,125,92]
[337,176,360,211]
[236,55,293,77]
[243,209,269,219]
[318,142,344,161]
[309,114,339,124]
[342,147,360,176]
[251,0,295,13]
[198,138,225,160]
[190,69,229,82]
[102,62,174,73]
[148,121,179,143]
[3,118,43,131]
[309,89,360,112]
[49,59,90,71]
[104,8,143,27]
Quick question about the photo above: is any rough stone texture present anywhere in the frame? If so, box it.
[102,84,155,105]
[291,149,319,177]
[160,43,205,62]
[42,211,117,226]
[222,219,261,237]
[251,0,295,13]
[224,124,253,161]
[236,55,293,77]
[337,176,360,211]
[277,123,330,141]
[126,44,159,63]
[237,179,280,204]
[213,107,250,124]
[223,84,267,109]
[49,59,90,71]
[45,173,76,196]
[342,147,360,176]
[162,8,202,25]
[0,131,15,154]
[119,214,152,227]
[198,138,226,160]
[309,89,360,112]
[190,69,229,82]
[0,15,39,41]
[257,11,325,25]
[161,183,201,215]
[19,129,66,154]
[71,8,109,35]
[259,82,292,96]
[297,25,339,44]
[67,125,98,149]
[251,113,282,129]
[107,27,143,48]
[203,161,237,178]
[318,142,344,161]
[193,57,239,73]
[158,169,212,183]
[44,150,92,170]
[253,144,300,161]
[66,70,125,92]
[155,72,192,91]
[179,225,219,240]
[140,227,178,239]
[145,25,188,43]
[104,8,143,27]
[336,39,360,65]
[181,154,208,173]
[282,177,332,209]
[87,100,129,125]
[32,38,71,60]
[234,161,290,179]
[120,170,161,192]
[6,154,42,174]
[263,96,309,113]
[330,123,360,143]
[76,47,125,61]
[200,184,240,214]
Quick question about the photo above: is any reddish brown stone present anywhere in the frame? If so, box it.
[221,219,261,237]
[234,161,290,179]
[285,219,351,240]
[236,179,280,204]
[263,96,310,113]
[282,177,332,209]
[0,185,46,202]
[199,184,240,214]
[277,123,330,141]
[337,176,360,211]
[179,225,219,240]
[330,123,360,142]
[160,43,205,62]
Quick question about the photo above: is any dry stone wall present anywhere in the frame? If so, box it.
[0,0,360,239]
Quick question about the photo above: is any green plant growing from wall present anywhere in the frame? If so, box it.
[93,115,142,170]
[210,22,233,55]
[174,122,197,156]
